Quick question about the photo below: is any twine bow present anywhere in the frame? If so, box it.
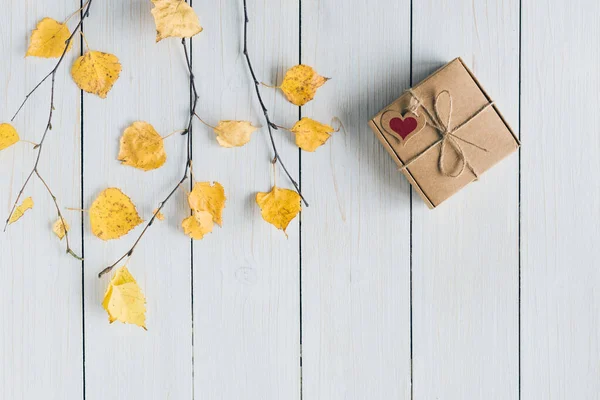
[399,89,493,178]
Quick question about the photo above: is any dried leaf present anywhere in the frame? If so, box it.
[52,218,70,240]
[213,120,258,148]
[0,123,20,151]
[256,186,301,234]
[290,118,334,152]
[71,51,122,98]
[118,121,166,171]
[181,212,213,240]
[90,188,143,241]
[102,266,147,330]
[152,209,165,221]
[279,65,329,106]
[188,182,226,226]
[9,197,34,225]
[26,18,73,58]
[151,0,203,42]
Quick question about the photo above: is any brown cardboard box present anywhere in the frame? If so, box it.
[369,58,520,208]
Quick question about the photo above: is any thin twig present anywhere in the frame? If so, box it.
[241,0,308,206]
[99,38,198,278]
[4,1,94,260]
[193,112,217,129]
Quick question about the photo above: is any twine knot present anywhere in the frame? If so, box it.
[401,89,493,178]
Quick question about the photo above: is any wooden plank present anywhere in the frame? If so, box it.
[82,1,192,398]
[301,0,412,398]
[411,1,520,398]
[0,2,83,399]
[191,1,300,398]
[521,1,600,398]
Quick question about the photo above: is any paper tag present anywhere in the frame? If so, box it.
[380,110,426,144]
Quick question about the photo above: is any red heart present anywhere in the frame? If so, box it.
[389,116,417,140]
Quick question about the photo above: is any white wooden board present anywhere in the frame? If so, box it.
[301,0,412,398]
[83,0,192,398]
[0,2,83,399]
[411,1,520,398]
[521,1,600,398]
[191,0,300,399]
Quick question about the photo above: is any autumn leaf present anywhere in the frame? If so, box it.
[8,197,34,225]
[279,65,329,106]
[290,118,334,152]
[256,186,301,234]
[26,18,73,58]
[102,266,147,330]
[182,212,213,240]
[0,123,20,151]
[188,182,226,226]
[71,51,122,98]
[151,0,203,42]
[118,121,166,171]
[152,209,165,221]
[52,217,70,240]
[90,188,143,240]
[213,120,258,148]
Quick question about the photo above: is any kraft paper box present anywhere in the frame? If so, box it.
[368,57,520,208]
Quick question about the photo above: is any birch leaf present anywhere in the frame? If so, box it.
[182,212,213,240]
[71,51,122,98]
[213,120,258,148]
[102,266,147,330]
[0,123,20,151]
[279,65,329,106]
[8,197,34,225]
[256,186,301,234]
[152,209,165,221]
[118,121,166,171]
[26,18,73,58]
[290,118,334,152]
[151,0,203,42]
[188,182,226,226]
[89,188,143,240]
[52,218,70,240]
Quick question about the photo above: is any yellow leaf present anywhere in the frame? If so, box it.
[118,121,166,171]
[279,65,329,106]
[181,212,213,240]
[213,120,258,148]
[188,182,226,226]
[71,51,122,99]
[255,186,301,234]
[52,218,70,240]
[290,118,334,152]
[8,197,34,225]
[26,18,73,58]
[102,266,147,330]
[0,123,20,151]
[152,209,165,221]
[89,188,143,241]
[151,0,203,42]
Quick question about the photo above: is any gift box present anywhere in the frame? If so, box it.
[368,57,520,208]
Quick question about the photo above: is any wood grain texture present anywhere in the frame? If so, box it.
[4,1,600,399]
[0,2,83,399]
[82,0,192,398]
[301,0,412,398]
[411,1,520,398]
[521,0,600,398]
[191,0,300,399]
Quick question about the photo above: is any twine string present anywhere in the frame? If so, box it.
[399,89,493,178]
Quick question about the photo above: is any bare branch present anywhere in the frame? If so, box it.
[99,38,197,278]
[4,1,94,260]
[241,0,308,206]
